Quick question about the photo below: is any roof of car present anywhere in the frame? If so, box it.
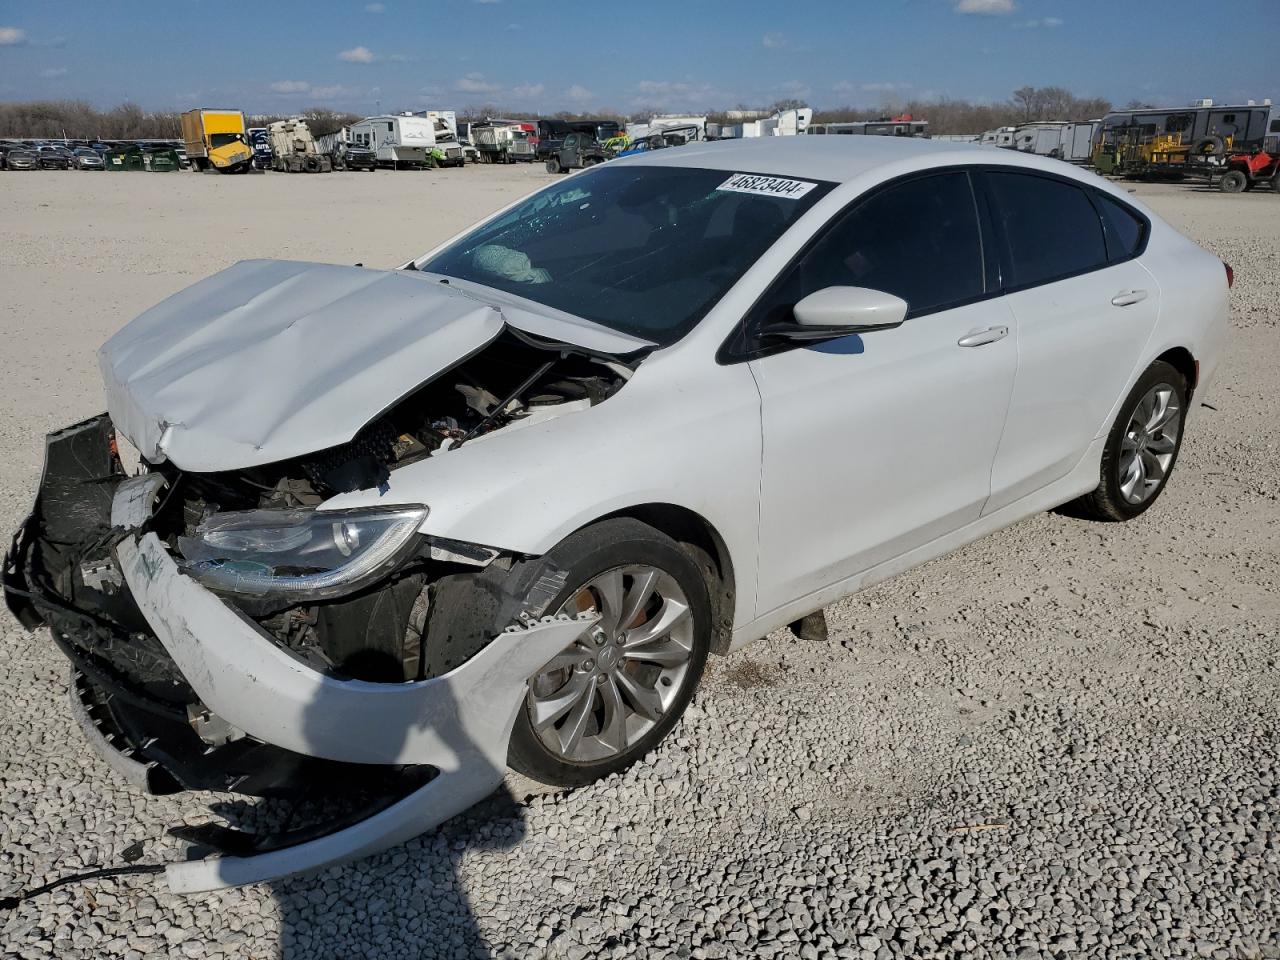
[621,135,1089,185]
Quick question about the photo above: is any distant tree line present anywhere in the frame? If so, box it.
[464,86,1112,136]
[0,100,363,140]
[1,87,1113,140]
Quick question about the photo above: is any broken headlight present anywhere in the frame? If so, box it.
[176,505,427,600]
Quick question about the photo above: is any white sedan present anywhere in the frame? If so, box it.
[5,137,1229,891]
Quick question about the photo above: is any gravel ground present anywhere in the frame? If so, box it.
[1,169,1277,960]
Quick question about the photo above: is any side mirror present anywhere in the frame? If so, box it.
[761,286,909,343]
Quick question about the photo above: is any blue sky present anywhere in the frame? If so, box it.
[1,0,1276,115]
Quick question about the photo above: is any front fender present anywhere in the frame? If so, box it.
[324,351,762,628]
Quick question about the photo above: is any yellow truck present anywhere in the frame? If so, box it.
[180,108,253,173]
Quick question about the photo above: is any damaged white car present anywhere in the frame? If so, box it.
[4,138,1229,893]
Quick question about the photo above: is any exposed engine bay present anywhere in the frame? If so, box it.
[168,330,628,510]
[125,331,629,686]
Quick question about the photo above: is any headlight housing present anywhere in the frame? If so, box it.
[177,505,428,601]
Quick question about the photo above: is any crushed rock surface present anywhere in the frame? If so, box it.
[1,170,1277,959]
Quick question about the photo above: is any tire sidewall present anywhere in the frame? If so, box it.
[1096,360,1188,520]
[506,519,712,787]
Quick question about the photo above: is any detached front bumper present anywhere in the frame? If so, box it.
[5,416,592,893]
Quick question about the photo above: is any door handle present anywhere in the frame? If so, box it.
[1111,289,1149,307]
[957,325,1009,348]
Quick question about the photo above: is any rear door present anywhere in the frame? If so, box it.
[981,170,1160,514]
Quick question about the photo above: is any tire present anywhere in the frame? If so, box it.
[545,158,561,174]
[1192,136,1225,157]
[1220,170,1248,193]
[506,518,712,788]
[1069,360,1188,521]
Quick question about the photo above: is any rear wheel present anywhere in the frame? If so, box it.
[507,519,712,787]
[1220,170,1248,193]
[1070,360,1188,521]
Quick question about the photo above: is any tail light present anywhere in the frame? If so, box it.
[1224,261,1234,288]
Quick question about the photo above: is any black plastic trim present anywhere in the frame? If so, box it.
[974,167,1152,297]
[718,166,993,365]
[716,161,1156,366]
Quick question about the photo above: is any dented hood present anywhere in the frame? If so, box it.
[98,259,649,472]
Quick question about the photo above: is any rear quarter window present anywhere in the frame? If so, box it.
[1094,192,1148,262]
[985,171,1108,289]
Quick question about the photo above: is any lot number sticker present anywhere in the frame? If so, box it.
[717,173,818,199]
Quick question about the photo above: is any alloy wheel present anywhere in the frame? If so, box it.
[527,566,695,763]
[1119,383,1182,504]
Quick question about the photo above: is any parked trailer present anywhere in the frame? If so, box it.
[980,126,1017,148]
[1060,121,1099,163]
[267,119,333,173]
[806,114,925,138]
[1092,100,1274,176]
[348,114,464,169]
[180,109,253,173]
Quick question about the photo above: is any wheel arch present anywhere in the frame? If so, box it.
[1153,346,1197,399]
[583,503,737,655]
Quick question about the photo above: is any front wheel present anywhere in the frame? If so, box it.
[1070,360,1188,521]
[1220,170,1248,193]
[507,519,712,788]
[545,158,561,174]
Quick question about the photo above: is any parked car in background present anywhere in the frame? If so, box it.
[73,147,105,170]
[544,131,608,172]
[5,137,1228,894]
[5,148,38,170]
[36,145,74,169]
[331,141,378,172]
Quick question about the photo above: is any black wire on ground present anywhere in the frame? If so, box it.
[0,864,165,910]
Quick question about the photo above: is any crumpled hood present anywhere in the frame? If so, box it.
[98,259,647,472]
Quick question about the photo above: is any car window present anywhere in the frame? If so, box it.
[1094,192,1146,262]
[422,165,834,346]
[748,171,985,334]
[985,171,1108,288]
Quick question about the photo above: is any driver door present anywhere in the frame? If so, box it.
[745,170,1018,616]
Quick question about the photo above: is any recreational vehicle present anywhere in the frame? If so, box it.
[347,113,463,169]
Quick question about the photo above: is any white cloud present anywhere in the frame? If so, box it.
[338,45,377,63]
[268,80,358,99]
[387,52,414,62]
[0,26,26,45]
[309,84,357,99]
[774,79,810,99]
[455,72,501,93]
[511,83,545,99]
[364,2,385,10]
[565,84,594,102]
[505,22,522,30]
[762,32,786,49]
[630,79,727,109]
[40,66,67,78]
[955,0,1016,13]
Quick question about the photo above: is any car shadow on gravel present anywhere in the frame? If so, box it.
[259,670,527,960]
[266,787,526,960]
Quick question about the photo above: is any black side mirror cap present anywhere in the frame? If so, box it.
[757,319,902,343]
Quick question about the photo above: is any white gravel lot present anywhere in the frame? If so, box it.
[1,167,1277,960]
